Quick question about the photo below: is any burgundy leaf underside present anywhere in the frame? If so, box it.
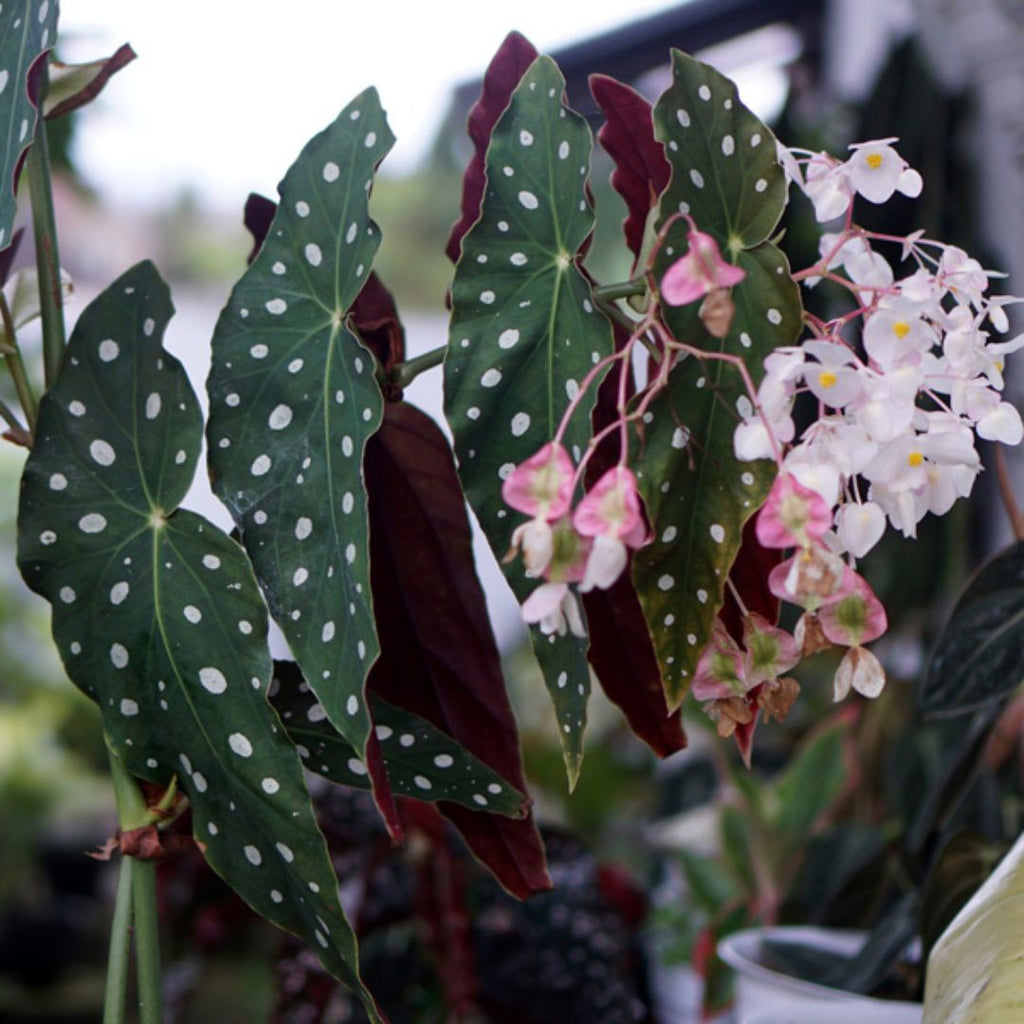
[365,402,550,899]
[444,31,539,264]
[590,73,670,267]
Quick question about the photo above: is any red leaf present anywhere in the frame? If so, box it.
[365,402,550,899]
[445,31,538,264]
[242,192,277,264]
[590,74,671,267]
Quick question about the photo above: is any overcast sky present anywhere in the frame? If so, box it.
[58,1,682,210]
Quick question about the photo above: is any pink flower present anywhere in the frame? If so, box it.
[756,473,832,550]
[660,229,745,306]
[521,582,586,638]
[742,614,800,686]
[816,566,887,647]
[691,621,749,700]
[501,442,574,520]
[573,466,648,592]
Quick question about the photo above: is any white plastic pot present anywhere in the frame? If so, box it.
[717,926,923,1024]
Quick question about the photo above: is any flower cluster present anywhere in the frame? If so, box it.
[499,136,1020,762]
[502,443,648,637]
[737,141,1023,556]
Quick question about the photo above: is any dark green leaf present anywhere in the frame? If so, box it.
[17,262,378,1016]
[632,244,800,705]
[444,55,615,784]
[207,89,395,764]
[271,661,527,818]
[921,540,1024,715]
[653,49,787,252]
[0,0,58,251]
[677,848,740,914]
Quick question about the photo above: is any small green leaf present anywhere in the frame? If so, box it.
[444,55,615,784]
[633,245,800,705]
[271,663,528,818]
[0,0,58,251]
[16,262,379,1016]
[921,540,1024,715]
[207,88,395,762]
[653,49,787,251]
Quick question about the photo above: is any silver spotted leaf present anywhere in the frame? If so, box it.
[444,56,614,785]
[653,49,787,252]
[16,262,380,1017]
[0,0,58,251]
[271,662,527,818]
[632,244,801,706]
[207,88,394,764]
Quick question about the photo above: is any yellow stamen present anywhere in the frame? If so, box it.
[892,320,910,339]
[907,451,924,467]
[818,370,838,389]
[866,152,883,169]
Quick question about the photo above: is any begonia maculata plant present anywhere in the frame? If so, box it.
[2,7,1022,1019]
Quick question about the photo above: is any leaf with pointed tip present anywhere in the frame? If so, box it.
[16,262,380,1019]
[445,56,614,786]
[270,661,527,818]
[590,73,670,265]
[632,244,800,706]
[365,401,550,897]
[446,31,538,264]
[653,49,787,251]
[207,89,394,769]
[44,43,137,119]
[0,0,58,252]
[921,540,1024,715]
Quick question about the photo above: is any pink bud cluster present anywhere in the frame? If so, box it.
[502,443,648,637]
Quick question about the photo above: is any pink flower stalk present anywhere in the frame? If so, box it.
[756,473,832,550]
[660,229,745,306]
[573,466,649,593]
[501,442,574,520]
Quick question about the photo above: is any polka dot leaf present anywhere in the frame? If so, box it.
[207,88,394,766]
[631,243,802,707]
[16,262,381,1018]
[270,662,528,818]
[0,0,59,253]
[653,49,787,253]
[444,56,614,786]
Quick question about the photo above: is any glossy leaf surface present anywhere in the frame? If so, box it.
[270,661,526,817]
[207,88,394,762]
[0,0,58,251]
[17,262,378,1015]
[445,55,614,783]
[633,245,799,705]
[921,540,1024,714]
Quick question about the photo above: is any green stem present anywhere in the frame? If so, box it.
[26,64,67,388]
[103,854,134,1024]
[106,743,163,1024]
[389,344,446,388]
[131,861,162,1024]
[0,294,37,432]
[592,276,647,303]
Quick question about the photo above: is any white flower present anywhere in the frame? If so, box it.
[804,154,853,222]
[836,501,886,558]
[845,139,923,205]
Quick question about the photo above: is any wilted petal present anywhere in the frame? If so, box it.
[833,645,886,701]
